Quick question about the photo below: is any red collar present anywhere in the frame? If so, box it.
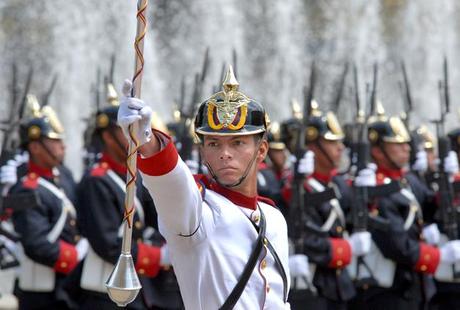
[28,161,54,179]
[376,165,405,180]
[100,153,127,175]
[310,169,337,184]
[210,182,259,210]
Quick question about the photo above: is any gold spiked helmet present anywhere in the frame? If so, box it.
[368,101,411,145]
[194,66,268,137]
[20,95,64,146]
[304,99,344,143]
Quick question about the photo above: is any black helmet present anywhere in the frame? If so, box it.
[304,100,344,143]
[448,128,460,153]
[194,66,268,137]
[20,95,64,146]
[368,102,410,145]
[267,122,286,150]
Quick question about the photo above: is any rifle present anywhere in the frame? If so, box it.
[434,57,460,278]
[289,62,318,293]
[41,73,59,107]
[232,48,238,79]
[369,63,378,116]
[331,62,349,113]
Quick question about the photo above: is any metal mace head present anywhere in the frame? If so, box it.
[106,253,142,307]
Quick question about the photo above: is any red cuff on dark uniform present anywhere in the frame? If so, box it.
[328,238,352,269]
[53,240,78,274]
[137,130,178,176]
[135,243,161,277]
[415,243,440,274]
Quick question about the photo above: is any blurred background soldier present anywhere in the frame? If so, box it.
[349,104,460,310]
[8,95,87,310]
[76,83,183,309]
[257,121,289,217]
[284,100,371,310]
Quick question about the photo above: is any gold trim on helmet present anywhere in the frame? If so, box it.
[324,112,344,141]
[415,125,435,150]
[28,125,41,140]
[97,113,110,129]
[107,83,119,106]
[383,117,411,143]
[291,98,302,120]
[306,126,319,141]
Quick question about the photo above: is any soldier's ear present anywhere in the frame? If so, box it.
[257,139,268,162]
[370,146,383,162]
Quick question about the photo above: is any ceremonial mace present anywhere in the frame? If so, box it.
[106,0,148,306]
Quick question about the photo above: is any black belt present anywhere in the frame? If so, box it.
[220,207,288,309]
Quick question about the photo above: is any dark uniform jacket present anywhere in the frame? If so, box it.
[10,161,80,309]
[360,167,439,305]
[286,170,356,304]
[77,153,183,309]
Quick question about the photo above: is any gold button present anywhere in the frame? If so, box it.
[60,262,68,269]
[421,265,427,271]
[252,215,260,223]
[135,221,142,229]
[138,268,145,275]
[263,238,268,246]
[64,250,71,257]
[336,226,343,233]
[424,254,431,261]
[30,173,37,179]
[142,257,150,264]
[337,247,343,254]
[74,235,81,242]
[101,162,109,168]
[371,209,379,216]
[70,219,76,226]
[261,260,267,269]
[337,260,343,267]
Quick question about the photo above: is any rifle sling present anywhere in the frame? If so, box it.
[219,207,267,310]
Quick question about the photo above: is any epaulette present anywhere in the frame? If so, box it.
[257,196,276,207]
[193,174,210,200]
[22,172,39,189]
[90,162,110,177]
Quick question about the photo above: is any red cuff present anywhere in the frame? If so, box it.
[53,240,78,274]
[135,243,161,277]
[137,130,179,176]
[414,243,440,274]
[328,238,352,269]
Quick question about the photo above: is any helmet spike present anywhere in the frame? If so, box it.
[107,83,119,106]
[222,65,239,92]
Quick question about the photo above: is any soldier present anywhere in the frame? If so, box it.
[349,104,460,310]
[77,83,183,309]
[429,127,460,310]
[8,96,87,310]
[118,66,292,309]
[257,122,290,217]
[283,100,371,310]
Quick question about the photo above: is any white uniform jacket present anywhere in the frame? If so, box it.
[138,131,290,310]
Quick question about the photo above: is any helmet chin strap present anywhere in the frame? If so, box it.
[205,139,262,189]
[315,139,335,168]
[38,139,63,166]
[379,144,402,170]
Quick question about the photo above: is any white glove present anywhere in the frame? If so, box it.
[354,163,377,187]
[0,160,18,195]
[412,150,428,173]
[443,151,459,175]
[117,79,153,146]
[294,151,314,175]
[440,240,460,264]
[160,244,171,266]
[422,223,440,245]
[76,238,89,261]
[348,231,372,257]
[289,254,310,279]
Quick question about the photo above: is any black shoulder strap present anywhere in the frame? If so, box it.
[219,209,266,310]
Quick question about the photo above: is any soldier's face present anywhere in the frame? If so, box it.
[372,142,410,168]
[268,149,287,171]
[201,135,268,187]
[309,138,344,169]
[29,138,65,167]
